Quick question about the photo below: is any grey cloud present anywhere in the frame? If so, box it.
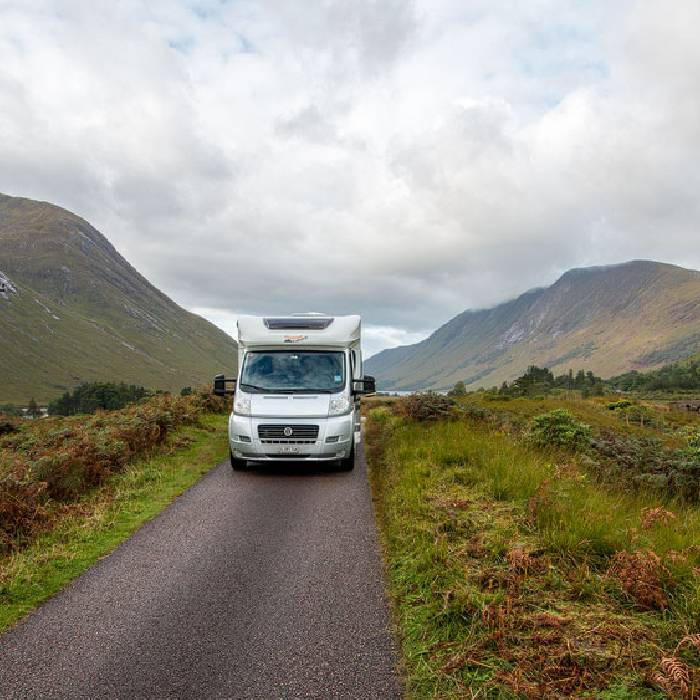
[1,0,700,355]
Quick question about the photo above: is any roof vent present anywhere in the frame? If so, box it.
[264,317,334,330]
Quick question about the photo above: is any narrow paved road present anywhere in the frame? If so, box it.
[0,443,401,699]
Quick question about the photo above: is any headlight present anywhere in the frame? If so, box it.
[233,392,252,415]
[328,394,351,416]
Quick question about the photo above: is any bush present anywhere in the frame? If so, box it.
[0,404,21,417]
[392,393,457,421]
[0,391,228,552]
[606,400,657,427]
[528,409,591,451]
[606,400,633,411]
[589,431,700,501]
[461,402,491,422]
[448,381,467,396]
[0,417,18,436]
[679,426,700,452]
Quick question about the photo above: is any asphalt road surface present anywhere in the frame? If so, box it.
[0,442,401,699]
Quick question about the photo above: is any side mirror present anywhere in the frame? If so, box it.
[213,374,236,396]
[353,375,376,396]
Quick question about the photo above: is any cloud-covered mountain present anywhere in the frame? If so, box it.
[0,194,236,403]
[366,261,700,390]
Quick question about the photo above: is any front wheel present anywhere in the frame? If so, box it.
[338,443,355,472]
[230,449,247,471]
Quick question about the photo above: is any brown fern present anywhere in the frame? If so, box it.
[607,549,673,610]
[676,634,700,655]
[660,656,690,693]
[641,506,677,529]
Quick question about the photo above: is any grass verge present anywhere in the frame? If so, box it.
[366,408,700,698]
[0,414,228,633]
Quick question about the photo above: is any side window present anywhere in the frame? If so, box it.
[351,350,357,379]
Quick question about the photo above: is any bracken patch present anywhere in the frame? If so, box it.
[607,549,673,610]
[0,392,227,552]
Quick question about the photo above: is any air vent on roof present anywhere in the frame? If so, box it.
[264,317,334,330]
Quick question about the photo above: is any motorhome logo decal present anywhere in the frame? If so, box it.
[283,334,308,343]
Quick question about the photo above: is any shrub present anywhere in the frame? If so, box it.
[606,400,657,426]
[448,381,467,396]
[528,409,591,451]
[679,426,700,452]
[606,400,633,411]
[588,430,700,500]
[0,391,227,552]
[0,417,18,436]
[393,393,457,422]
[461,402,491,422]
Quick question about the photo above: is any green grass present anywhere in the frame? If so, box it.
[0,414,228,632]
[366,407,700,698]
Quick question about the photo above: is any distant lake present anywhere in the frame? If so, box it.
[376,390,448,396]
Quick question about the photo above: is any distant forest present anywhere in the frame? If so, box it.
[48,383,148,416]
[489,366,605,398]
[609,359,700,392]
[458,355,700,398]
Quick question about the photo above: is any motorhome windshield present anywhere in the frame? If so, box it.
[240,351,345,394]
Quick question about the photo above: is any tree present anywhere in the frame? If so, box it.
[180,386,193,396]
[27,398,41,419]
[48,382,148,416]
[448,380,467,396]
[0,403,21,417]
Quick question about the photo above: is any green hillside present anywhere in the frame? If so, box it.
[0,194,236,403]
[366,261,700,391]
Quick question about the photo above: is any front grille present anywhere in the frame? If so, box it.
[260,439,316,445]
[258,424,319,440]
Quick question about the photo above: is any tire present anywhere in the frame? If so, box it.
[338,442,355,472]
[230,448,247,471]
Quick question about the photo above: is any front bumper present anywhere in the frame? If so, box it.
[229,413,355,461]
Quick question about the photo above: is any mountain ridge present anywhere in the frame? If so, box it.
[366,260,700,390]
[0,193,236,403]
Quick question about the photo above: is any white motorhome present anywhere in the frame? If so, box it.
[213,313,375,471]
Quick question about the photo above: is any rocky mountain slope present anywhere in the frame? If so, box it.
[366,261,700,391]
[0,193,236,403]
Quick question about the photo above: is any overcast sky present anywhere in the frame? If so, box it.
[2,1,700,356]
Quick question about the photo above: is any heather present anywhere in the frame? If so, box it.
[0,391,226,553]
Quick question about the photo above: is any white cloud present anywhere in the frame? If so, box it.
[1,0,700,355]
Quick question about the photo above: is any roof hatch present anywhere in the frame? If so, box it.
[263,317,335,330]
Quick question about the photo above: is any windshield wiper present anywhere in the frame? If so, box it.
[240,383,336,394]
[239,383,272,392]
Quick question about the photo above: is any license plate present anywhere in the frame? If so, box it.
[280,446,299,454]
